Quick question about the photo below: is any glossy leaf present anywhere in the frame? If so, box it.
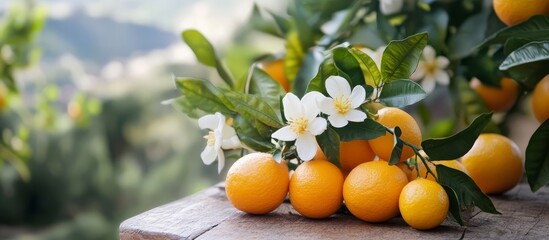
[381,33,428,82]
[175,78,232,115]
[248,66,285,111]
[436,165,500,214]
[316,127,341,167]
[250,4,283,37]
[233,115,275,152]
[389,127,403,166]
[525,119,549,192]
[448,12,490,60]
[442,185,465,226]
[284,30,304,86]
[223,91,283,129]
[422,113,492,160]
[182,30,234,87]
[379,79,426,107]
[334,119,386,141]
[293,49,324,97]
[482,15,549,47]
[170,96,205,119]
[349,47,381,86]
[500,41,549,70]
[333,47,365,87]
[506,60,549,91]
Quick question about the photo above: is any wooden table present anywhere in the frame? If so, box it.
[119,183,549,239]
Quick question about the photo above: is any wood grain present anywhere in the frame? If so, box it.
[120,183,549,240]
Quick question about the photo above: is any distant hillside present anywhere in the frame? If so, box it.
[38,12,178,64]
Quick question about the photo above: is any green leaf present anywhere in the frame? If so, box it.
[169,96,206,119]
[463,52,503,87]
[448,12,490,60]
[381,32,428,82]
[250,4,283,37]
[233,115,275,152]
[422,113,493,160]
[223,90,283,128]
[317,127,341,167]
[525,119,549,192]
[419,8,449,51]
[482,15,549,47]
[293,49,324,97]
[181,30,234,87]
[334,119,386,141]
[389,127,403,165]
[506,60,549,91]
[442,185,465,226]
[284,30,304,85]
[248,66,285,111]
[332,47,365,87]
[349,47,381,87]
[175,78,233,115]
[306,57,352,95]
[500,41,549,70]
[437,165,500,214]
[379,79,426,107]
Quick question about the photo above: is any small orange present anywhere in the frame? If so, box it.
[532,75,549,122]
[470,77,519,112]
[343,161,408,222]
[493,0,549,26]
[225,153,289,214]
[289,160,344,219]
[397,162,414,182]
[399,178,449,230]
[461,134,523,194]
[369,107,422,162]
[339,140,376,172]
[259,58,290,92]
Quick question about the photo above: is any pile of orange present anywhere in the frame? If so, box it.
[224,106,524,230]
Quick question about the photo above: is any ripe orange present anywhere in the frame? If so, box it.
[411,160,469,181]
[532,75,549,122]
[397,162,414,182]
[369,107,422,162]
[343,161,408,222]
[493,0,549,26]
[289,160,344,219]
[399,178,449,230]
[339,140,376,172]
[461,134,523,194]
[225,153,289,214]
[470,77,519,112]
[259,58,290,92]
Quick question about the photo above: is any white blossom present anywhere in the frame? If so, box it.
[318,76,367,128]
[272,92,327,161]
[411,45,450,93]
[198,112,241,173]
[380,0,404,15]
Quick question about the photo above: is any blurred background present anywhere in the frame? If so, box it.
[0,0,288,239]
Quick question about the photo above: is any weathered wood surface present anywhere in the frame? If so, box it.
[120,183,549,240]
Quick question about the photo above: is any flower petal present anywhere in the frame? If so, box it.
[201,145,218,165]
[436,56,449,69]
[349,85,366,108]
[328,114,349,128]
[411,62,426,80]
[423,45,436,60]
[318,97,337,115]
[326,76,351,98]
[282,93,302,119]
[217,149,225,173]
[295,134,317,161]
[435,70,450,85]
[222,125,237,138]
[380,0,404,15]
[198,114,221,130]
[345,109,367,122]
[272,126,298,141]
[421,77,436,93]
[222,135,241,149]
[308,117,327,135]
[302,91,323,120]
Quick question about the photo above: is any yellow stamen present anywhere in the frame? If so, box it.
[289,117,309,135]
[334,96,351,114]
[204,131,216,146]
[425,60,438,75]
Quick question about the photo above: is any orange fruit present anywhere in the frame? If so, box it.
[532,75,549,122]
[461,134,523,194]
[259,58,290,92]
[493,0,549,26]
[399,178,449,230]
[289,160,344,219]
[369,107,422,162]
[225,153,289,214]
[339,140,376,172]
[411,160,469,181]
[343,161,408,222]
[470,77,519,112]
[397,162,414,182]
